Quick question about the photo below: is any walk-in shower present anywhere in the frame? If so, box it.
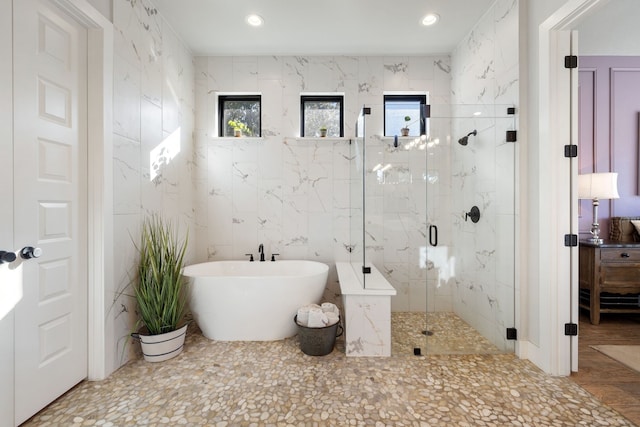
[349,103,517,355]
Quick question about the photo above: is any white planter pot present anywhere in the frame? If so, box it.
[133,324,188,362]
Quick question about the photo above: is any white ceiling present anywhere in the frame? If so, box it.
[152,0,496,56]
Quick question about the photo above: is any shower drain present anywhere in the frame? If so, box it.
[421,330,434,336]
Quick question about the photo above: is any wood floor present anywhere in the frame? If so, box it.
[570,311,640,426]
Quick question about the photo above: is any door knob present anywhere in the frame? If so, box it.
[0,250,17,264]
[20,246,42,260]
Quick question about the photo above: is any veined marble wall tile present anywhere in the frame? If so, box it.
[139,99,163,213]
[257,179,284,228]
[196,54,452,315]
[231,211,259,259]
[257,138,284,179]
[409,57,434,81]
[494,0,519,75]
[258,56,283,81]
[308,162,333,213]
[231,161,258,213]
[334,56,359,83]
[307,213,333,260]
[358,57,384,99]
[448,3,518,353]
[113,134,141,215]
[113,54,141,140]
[307,57,338,91]
[495,65,519,105]
[283,56,309,95]
[343,295,391,357]
[111,0,195,371]
[140,0,162,107]
[382,57,410,91]
[495,213,515,286]
[260,80,284,139]
[194,57,210,131]
[161,22,182,134]
[112,213,141,364]
[232,57,258,91]
[113,0,141,69]
[208,57,234,93]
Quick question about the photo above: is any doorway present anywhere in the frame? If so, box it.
[0,0,112,425]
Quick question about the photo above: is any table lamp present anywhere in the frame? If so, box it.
[578,172,619,244]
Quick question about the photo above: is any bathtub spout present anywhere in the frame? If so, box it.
[258,244,265,262]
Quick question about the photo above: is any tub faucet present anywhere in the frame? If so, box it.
[258,244,265,262]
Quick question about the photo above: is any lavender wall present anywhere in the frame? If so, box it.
[579,56,640,238]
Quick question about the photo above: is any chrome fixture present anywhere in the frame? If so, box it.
[458,129,477,146]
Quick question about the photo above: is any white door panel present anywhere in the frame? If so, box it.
[13,0,88,424]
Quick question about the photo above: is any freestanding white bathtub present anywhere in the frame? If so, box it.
[183,260,329,341]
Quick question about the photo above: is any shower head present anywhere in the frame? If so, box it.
[458,129,477,146]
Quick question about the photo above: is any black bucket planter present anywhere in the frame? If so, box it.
[294,315,343,356]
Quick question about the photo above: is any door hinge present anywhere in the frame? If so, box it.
[564,234,578,247]
[564,55,578,69]
[362,266,371,274]
[564,145,578,158]
[506,130,517,142]
[564,323,578,336]
[506,327,517,340]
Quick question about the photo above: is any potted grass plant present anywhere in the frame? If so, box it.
[131,215,189,362]
[401,116,411,136]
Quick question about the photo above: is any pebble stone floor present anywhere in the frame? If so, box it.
[23,313,636,427]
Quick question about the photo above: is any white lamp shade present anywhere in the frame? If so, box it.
[578,172,620,200]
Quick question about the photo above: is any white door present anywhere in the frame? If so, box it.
[13,0,88,424]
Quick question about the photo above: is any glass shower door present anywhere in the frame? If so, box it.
[424,104,517,354]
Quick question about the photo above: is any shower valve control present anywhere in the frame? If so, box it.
[20,246,42,260]
[465,206,481,223]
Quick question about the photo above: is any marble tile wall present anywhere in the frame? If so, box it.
[193,55,452,313]
[110,0,195,371]
[449,0,519,351]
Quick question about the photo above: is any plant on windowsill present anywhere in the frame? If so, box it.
[319,126,327,138]
[401,116,411,137]
[228,120,252,138]
[130,215,189,362]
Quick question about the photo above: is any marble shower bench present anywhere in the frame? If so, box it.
[336,262,396,357]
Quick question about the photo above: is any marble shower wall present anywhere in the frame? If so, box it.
[450,0,519,351]
[193,55,451,311]
[110,0,195,370]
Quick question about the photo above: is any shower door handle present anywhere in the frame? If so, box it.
[429,225,438,247]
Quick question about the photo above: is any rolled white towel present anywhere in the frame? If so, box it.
[321,302,339,316]
[297,304,321,326]
[326,311,339,326]
[307,308,329,328]
[296,307,310,326]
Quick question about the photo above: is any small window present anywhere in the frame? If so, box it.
[301,95,344,138]
[219,95,261,137]
[383,95,427,137]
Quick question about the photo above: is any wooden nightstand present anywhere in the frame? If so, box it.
[579,240,640,324]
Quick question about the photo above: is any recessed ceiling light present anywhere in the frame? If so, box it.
[421,13,439,26]
[246,14,264,27]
